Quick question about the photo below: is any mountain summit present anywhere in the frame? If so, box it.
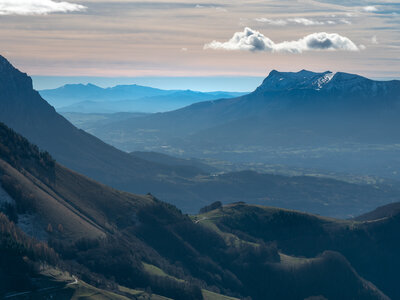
[0,55,39,100]
[256,69,400,99]
[257,69,334,92]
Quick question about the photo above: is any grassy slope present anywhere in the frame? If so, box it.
[12,271,169,300]
[0,159,105,241]
[11,279,131,300]
[142,262,239,300]
[196,203,397,299]
[0,158,154,241]
[202,290,239,300]
[355,201,400,221]
[67,280,172,300]
[0,122,392,300]
[1,155,389,299]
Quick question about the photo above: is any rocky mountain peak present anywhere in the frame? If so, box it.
[0,55,33,97]
[257,69,331,92]
[255,69,397,95]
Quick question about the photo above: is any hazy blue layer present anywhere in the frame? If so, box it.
[32,76,262,92]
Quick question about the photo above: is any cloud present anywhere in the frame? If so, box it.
[255,18,288,26]
[0,0,86,15]
[289,18,325,26]
[362,6,378,12]
[371,35,378,44]
[255,17,351,26]
[339,19,352,25]
[195,4,227,12]
[215,7,227,12]
[204,27,360,53]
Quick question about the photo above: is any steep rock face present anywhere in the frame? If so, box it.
[0,56,66,141]
[0,57,34,98]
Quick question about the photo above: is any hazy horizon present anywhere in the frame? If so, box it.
[32,75,264,92]
[32,73,400,91]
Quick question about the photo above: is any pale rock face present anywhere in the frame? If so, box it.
[0,185,47,240]
[0,185,15,205]
[17,213,48,241]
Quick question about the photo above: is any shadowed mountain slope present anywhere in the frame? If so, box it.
[0,122,392,300]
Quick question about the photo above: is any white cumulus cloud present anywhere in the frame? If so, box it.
[204,27,360,53]
[0,0,86,15]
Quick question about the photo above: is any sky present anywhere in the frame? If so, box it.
[1,0,399,90]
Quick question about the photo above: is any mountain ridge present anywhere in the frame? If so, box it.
[88,68,400,181]
[39,81,247,113]
[255,69,400,99]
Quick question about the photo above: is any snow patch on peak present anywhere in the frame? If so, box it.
[313,72,336,90]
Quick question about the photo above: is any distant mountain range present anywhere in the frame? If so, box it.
[87,70,400,180]
[0,121,397,299]
[39,83,246,113]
